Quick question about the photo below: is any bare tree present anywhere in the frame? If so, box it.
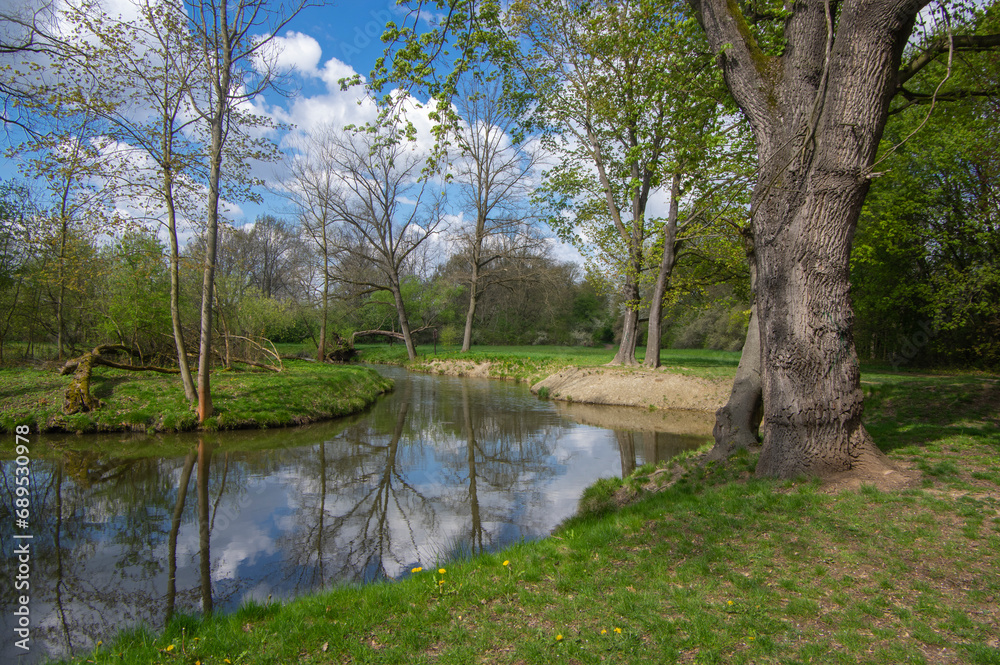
[185,0,311,422]
[322,122,443,361]
[450,78,547,352]
[281,140,343,360]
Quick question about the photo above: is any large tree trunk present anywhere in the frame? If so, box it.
[644,172,682,369]
[197,112,224,422]
[688,0,926,478]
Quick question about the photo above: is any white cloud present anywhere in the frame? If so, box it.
[264,30,323,75]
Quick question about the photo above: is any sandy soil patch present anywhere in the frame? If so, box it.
[417,359,497,379]
[531,366,730,412]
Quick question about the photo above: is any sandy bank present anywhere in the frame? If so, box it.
[410,359,730,414]
[530,366,730,412]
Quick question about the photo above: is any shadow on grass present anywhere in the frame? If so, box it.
[864,377,1000,454]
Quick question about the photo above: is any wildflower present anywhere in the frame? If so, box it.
[601,629,607,635]
[411,567,423,573]
[614,627,622,634]
[165,644,175,652]
[438,568,446,574]
[556,634,563,641]
[727,600,733,606]
[96,641,102,647]
[438,580,445,585]
[502,560,510,567]
[225,660,232,664]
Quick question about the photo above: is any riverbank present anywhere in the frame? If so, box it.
[49,373,999,664]
[360,344,739,411]
[0,362,392,434]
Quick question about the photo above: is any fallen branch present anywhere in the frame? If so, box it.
[60,344,179,415]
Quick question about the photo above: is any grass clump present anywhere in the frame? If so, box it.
[0,362,391,435]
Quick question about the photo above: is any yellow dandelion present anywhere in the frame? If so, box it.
[601,629,607,635]
[502,560,510,566]
[727,600,733,606]
[225,660,232,664]
[556,634,563,641]
[96,641,102,647]
[748,636,755,641]
[614,627,622,634]
[411,567,423,573]
[438,580,446,585]
[438,568,446,574]
[165,644,175,652]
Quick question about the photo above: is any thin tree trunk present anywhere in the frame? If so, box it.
[391,283,417,361]
[164,165,197,403]
[317,241,329,361]
[462,260,480,353]
[609,276,640,366]
[644,172,682,369]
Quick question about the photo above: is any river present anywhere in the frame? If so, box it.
[0,365,711,663]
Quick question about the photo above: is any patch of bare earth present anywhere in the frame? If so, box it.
[531,366,730,411]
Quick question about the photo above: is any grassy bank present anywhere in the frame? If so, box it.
[54,373,1000,664]
[358,344,743,383]
[0,362,392,434]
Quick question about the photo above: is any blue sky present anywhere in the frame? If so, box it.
[0,0,585,265]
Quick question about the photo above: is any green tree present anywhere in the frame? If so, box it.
[509,0,736,366]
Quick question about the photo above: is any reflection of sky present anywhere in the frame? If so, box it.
[0,367,705,665]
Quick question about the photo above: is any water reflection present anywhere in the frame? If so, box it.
[0,366,710,663]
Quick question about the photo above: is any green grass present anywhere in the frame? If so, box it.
[0,361,392,435]
[358,343,743,383]
[51,371,1000,664]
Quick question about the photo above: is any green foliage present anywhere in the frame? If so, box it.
[851,5,1000,370]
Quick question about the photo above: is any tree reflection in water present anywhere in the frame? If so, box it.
[0,368,710,664]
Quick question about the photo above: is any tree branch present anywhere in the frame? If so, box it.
[897,34,1000,87]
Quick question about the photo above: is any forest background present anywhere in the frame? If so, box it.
[0,0,997,382]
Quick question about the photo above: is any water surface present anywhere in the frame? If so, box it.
[0,366,710,663]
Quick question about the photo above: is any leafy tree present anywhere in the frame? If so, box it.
[854,40,1000,368]
[509,0,739,366]
[688,0,1000,476]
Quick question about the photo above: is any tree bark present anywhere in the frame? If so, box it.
[644,172,682,369]
[163,162,197,404]
[60,344,180,415]
[609,275,641,366]
[391,283,418,361]
[709,303,762,460]
[687,0,928,477]
[462,256,480,353]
